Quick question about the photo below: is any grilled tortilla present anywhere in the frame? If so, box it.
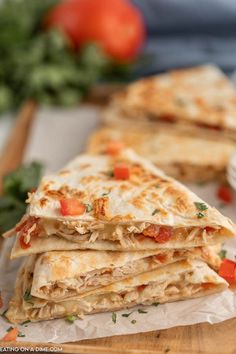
[29,246,221,301]
[87,127,235,182]
[103,65,236,142]
[6,258,228,324]
[9,149,236,255]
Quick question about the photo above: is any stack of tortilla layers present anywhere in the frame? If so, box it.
[88,65,236,183]
[5,148,236,323]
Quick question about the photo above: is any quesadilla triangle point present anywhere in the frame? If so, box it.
[103,65,236,143]
[6,258,228,324]
[10,149,236,257]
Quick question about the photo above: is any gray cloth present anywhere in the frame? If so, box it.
[132,0,236,75]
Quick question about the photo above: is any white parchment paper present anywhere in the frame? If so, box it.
[0,106,235,343]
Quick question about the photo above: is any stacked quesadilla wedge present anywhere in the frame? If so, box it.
[5,149,235,323]
[87,127,235,182]
[6,258,227,324]
[8,149,235,256]
[101,65,236,182]
[103,65,236,142]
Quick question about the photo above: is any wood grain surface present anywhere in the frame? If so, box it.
[0,102,235,354]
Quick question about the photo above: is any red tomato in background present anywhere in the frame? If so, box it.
[45,0,146,62]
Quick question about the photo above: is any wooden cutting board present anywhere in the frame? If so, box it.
[0,101,235,354]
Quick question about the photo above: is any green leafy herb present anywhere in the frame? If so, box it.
[131,319,136,324]
[152,302,160,307]
[122,312,133,318]
[65,315,77,323]
[0,162,43,234]
[6,326,14,332]
[18,332,26,337]
[138,309,148,314]
[102,192,110,196]
[194,202,208,211]
[197,212,205,219]
[85,204,93,213]
[152,209,159,216]
[23,290,32,302]
[112,312,117,324]
[1,309,8,317]
[21,320,31,325]
[218,249,227,260]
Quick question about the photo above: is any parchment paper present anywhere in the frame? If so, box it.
[0,106,235,343]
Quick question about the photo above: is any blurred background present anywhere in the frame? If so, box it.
[1,0,236,232]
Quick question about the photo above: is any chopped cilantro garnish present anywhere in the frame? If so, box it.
[6,326,13,332]
[197,212,205,219]
[18,332,25,337]
[112,312,117,323]
[107,171,114,178]
[138,309,148,314]
[23,290,32,302]
[131,319,136,324]
[65,315,76,323]
[218,249,227,259]
[122,312,133,318]
[1,309,8,317]
[152,302,160,307]
[21,320,31,325]
[194,202,208,211]
[152,209,159,216]
[85,204,93,213]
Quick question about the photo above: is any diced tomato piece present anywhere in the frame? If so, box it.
[60,198,86,216]
[15,216,38,233]
[19,235,31,249]
[137,284,146,292]
[160,113,175,123]
[143,225,172,243]
[114,164,130,180]
[217,185,233,204]
[154,254,167,263]
[204,227,215,233]
[201,282,214,289]
[2,327,19,341]
[219,259,236,284]
[106,141,124,155]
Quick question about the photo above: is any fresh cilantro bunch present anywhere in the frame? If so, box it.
[0,162,43,233]
[0,0,130,113]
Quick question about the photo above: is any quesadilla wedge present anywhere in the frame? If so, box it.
[103,65,236,142]
[6,258,228,324]
[87,127,235,182]
[8,149,236,255]
[29,246,221,301]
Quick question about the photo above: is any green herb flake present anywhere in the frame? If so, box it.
[65,315,77,323]
[152,209,159,216]
[85,204,93,213]
[21,320,31,326]
[102,192,110,196]
[107,170,114,178]
[18,332,25,338]
[6,326,13,332]
[112,312,117,324]
[131,319,136,324]
[218,249,227,260]
[23,290,32,302]
[1,309,8,317]
[122,312,133,318]
[197,212,205,219]
[138,309,148,314]
[152,302,160,307]
[194,202,208,211]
